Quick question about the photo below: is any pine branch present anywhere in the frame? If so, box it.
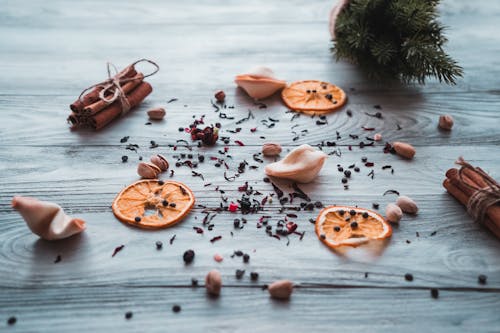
[332,0,463,84]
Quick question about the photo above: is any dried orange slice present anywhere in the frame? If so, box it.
[281,80,346,115]
[112,180,195,229]
[315,206,391,248]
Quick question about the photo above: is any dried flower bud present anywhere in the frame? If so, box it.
[392,142,416,159]
[137,162,161,179]
[214,90,226,103]
[385,203,403,223]
[205,269,222,296]
[438,114,454,131]
[262,143,282,157]
[268,279,293,300]
[147,107,166,120]
[150,154,169,171]
[396,195,418,214]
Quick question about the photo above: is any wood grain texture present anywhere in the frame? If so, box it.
[2,287,500,333]
[0,0,499,331]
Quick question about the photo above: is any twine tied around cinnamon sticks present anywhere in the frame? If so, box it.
[77,59,159,115]
[68,59,158,130]
[456,157,500,226]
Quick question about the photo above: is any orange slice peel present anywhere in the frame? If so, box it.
[281,80,346,115]
[112,180,195,229]
[315,205,391,248]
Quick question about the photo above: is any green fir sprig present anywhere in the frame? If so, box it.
[332,0,463,84]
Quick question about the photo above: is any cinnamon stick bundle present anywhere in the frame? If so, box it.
[443,158,500,239]
[67,59,158,130]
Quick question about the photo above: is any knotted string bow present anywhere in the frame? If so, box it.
[78,59,159,114]
[456,157,500,225]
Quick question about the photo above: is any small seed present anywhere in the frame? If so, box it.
[172,305,181,313]
[147,107,166,120]
[183,249,195,264]
[405,273,414,281]
[125,311,133,319]
[385,203,403,223]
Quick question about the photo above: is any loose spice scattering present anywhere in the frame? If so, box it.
[112,245,124,257]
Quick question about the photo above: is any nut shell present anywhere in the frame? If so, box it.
[137,162,161,179]
[392,142,416,159]
[262,143,282,157]
[385,203,403,223]
[150,154,169,171]
[205,269,222,296]
[147,107,166,120]
[268,279,293,300]
[438,114,454,130]
[396,195,418,214]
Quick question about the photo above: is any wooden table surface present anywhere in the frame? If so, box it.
[1,0,499,332]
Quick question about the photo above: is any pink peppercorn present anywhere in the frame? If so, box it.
[229,202,238,212]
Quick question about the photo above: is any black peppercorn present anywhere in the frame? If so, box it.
[350,221,358,229]
[344,170,351,178]
[372,203,380,209]
[430,288,439,299]
[7,316,16,325]
[362,212,369,218]
[350,210,356,216]
[169,203,176,208]
[354,167,360,172]
[243,254,250,263]
[478,274,487,285]
[361,156,368,162]
[405,273,414,281]
[134,216,141,222]
[158,180,164,185]
[183,249,195,264]
[191,278,199,287]
[235,269,245,279]
[334,226,341,232]
[125,311,133,319]
[320,234,326,239]
[121,155,128,163]
[178,127,184,132]
[198,155,205,162]
[339,210,345,215]
[162,200,168,206]
[250,272,259,281]
[156,241,163,250]
[172,305,181,313]
[341,177,348,184]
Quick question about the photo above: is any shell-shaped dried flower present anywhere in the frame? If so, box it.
[392,142,416,159]
[235,66,287,100]
[137,162,161,179]
[385,203,403,223]
[205,269,222,296]
[11,196,86,240]
[438,114,454,130]
[262,143,282,157]
[396,196,418,214]
[265,144,327,183]
[147,107,166,120]
[268,279,293,300]
[150,154,169,171]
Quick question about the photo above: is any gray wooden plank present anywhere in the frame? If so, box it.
[1,91,500,146]
[1,286,499,333]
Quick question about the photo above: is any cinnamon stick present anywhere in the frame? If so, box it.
[84,73,144,116]
[69,66,137,113]
[443,179,500,239]
[90,81,152,130]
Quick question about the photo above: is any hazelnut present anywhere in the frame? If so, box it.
[150,154,169,171]
[438,114,454,131]
[205,269,222,296]
[214,90,226,103]
[268,279,293,300]
[147,107,166,120]
[392,142,416,159]
[262,143,282,157]
[396,195,418,214]
[137,162,161,179]
[385,203,403,223]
